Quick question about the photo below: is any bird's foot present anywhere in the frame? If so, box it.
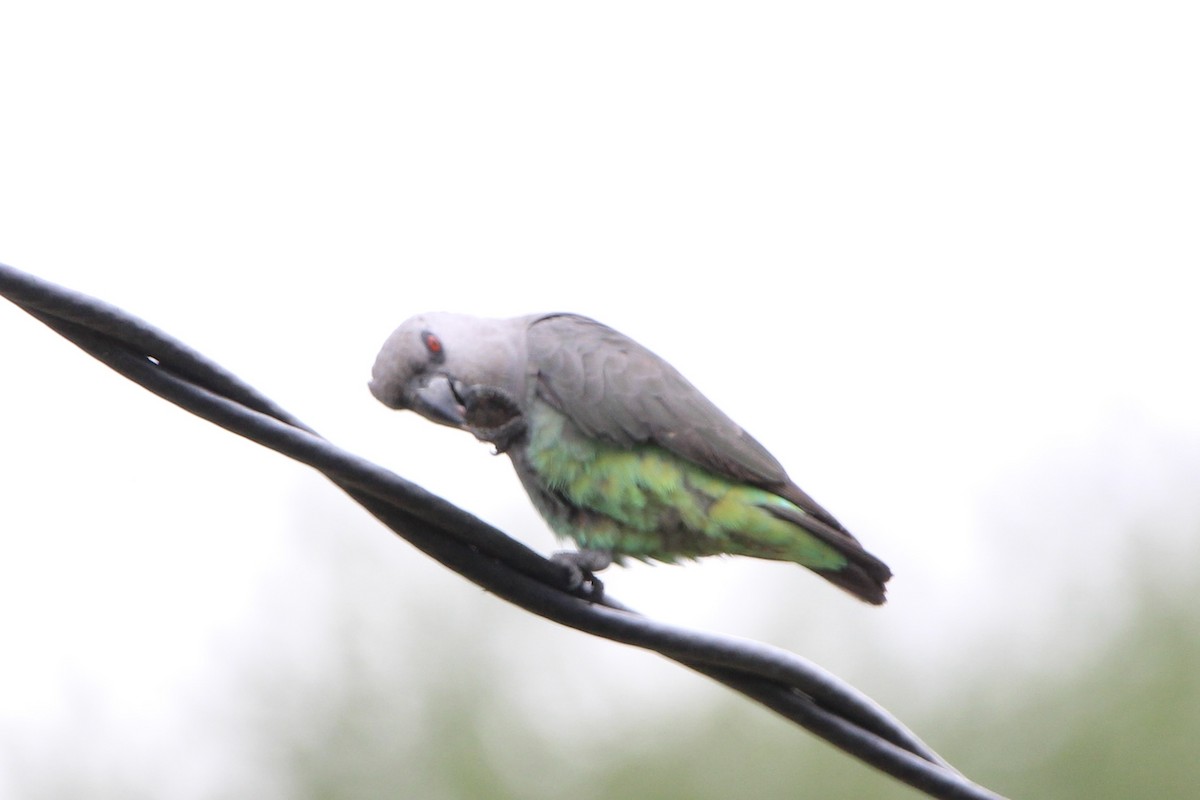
[551,549,612,599]
[459,385,527,454]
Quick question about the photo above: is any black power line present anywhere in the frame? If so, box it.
[0,263,1007,800]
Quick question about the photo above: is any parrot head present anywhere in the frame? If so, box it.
[369,312,530,447]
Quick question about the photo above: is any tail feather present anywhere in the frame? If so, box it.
[814,563,889,605]
[764,503,892,605]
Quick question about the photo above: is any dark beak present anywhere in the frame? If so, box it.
[408,374,467,427]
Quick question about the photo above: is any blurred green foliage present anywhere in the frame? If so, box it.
[232,557,1199,800]
[9,511,1199,799]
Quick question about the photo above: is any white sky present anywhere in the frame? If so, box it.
[2,2,1199,796]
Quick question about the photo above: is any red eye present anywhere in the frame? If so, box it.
[422,331,444,356]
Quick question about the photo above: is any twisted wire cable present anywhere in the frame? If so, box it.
[0,263,1006,800]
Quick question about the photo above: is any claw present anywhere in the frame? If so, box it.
[551,549,613,599]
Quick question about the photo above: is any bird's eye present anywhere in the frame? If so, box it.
[421,331,445,363]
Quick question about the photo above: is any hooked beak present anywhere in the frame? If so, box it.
[407,374,467,428]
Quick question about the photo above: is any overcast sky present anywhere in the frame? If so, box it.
[2,2,1198,796]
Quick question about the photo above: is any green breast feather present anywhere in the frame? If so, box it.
[525,404,849,570]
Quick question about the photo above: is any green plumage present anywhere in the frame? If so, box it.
[370,311,891,603]
[525,403,849,570]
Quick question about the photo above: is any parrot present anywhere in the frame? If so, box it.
[369,312,891,604]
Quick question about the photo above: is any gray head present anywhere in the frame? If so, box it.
[369,312,532,432]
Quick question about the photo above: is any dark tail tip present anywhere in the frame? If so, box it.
[815,560,891,605]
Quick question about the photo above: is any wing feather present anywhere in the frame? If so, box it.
[526,314,850,529]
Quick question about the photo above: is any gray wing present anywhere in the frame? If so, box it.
[527,313,893,598]
[526,314,842,527]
